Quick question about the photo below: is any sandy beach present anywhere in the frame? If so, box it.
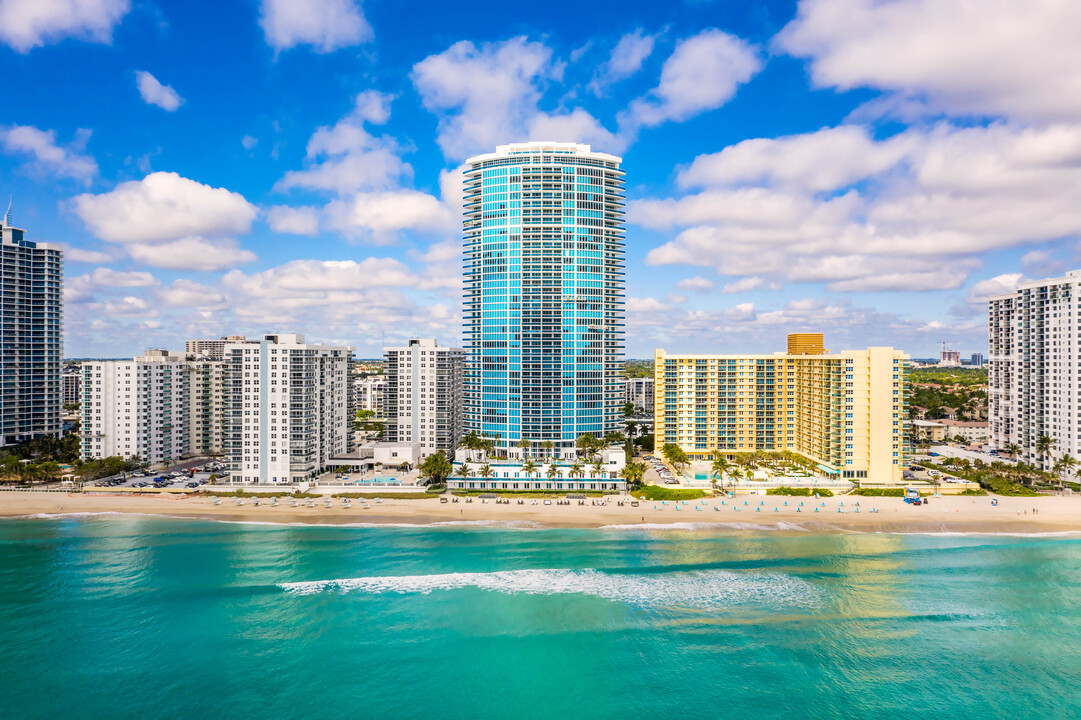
[1,490,1079,533]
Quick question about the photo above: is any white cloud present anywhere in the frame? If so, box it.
[622,28,761,130]
[325,190,455,243]
[126,237,257,271]
[241,135,258,150]
[412,37,561,160]
[0,0,130,52]
[86,268,159,287]
[73,172,257,244]
[678,125,912,192]
[276,121,411,195]
[135,71,183,111]
[967,273,1025,304]
[156,279,228,310]
[224,258,416,296]
[64,246,114,264]
[638,121,1081,293]
[526,109,624,154]
[776,0,1081,123]
[267,205,319,235]
[353,90,394,124]
[260,0,371,53]
[0,125,97,182]
[591,30,655,94]
[722,276,780,294]
[676,276,715,292]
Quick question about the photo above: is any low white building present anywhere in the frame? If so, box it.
[224,334,352,484]
[447,445,627,492]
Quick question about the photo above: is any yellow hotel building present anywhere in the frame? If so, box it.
[655,334,908,484]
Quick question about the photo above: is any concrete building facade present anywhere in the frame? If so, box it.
[352,374,386,416]
[462,142,625,458]
[624,377,654,413]
[185,336,247,360]
[1,218,63,446]
[224,334,352,484]
[989,271,1081,469]
[383,338,464,459]
[654,335,908,484]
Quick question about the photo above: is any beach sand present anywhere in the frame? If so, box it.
[1,490,1079,533]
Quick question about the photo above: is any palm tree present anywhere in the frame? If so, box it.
[521,460,539,481]
[591,459,605,479]
[1004,443,1021,460]
[541,440,555,461]
[478,463,492,480]
[518,438,532,458]
[576,433,598,460]
[461,462,473,479]
[1054,453,1076,490]
[1036,434,1057,473]
[626,421,638,439]
[620,460,646,489]
[710,453,730,486]
[569,461,584,480]
[546,463,562,481]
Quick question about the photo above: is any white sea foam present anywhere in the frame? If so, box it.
[598,521,811,532]
[887,530,1081,538]
[279,568,819,608]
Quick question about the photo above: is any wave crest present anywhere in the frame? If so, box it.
[279,568,818,608]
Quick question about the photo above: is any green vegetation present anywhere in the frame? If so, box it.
[908,367,987,421]
[419,451,453,485]
[624,360,653,379]
[766,487,835,497]
[353,409,385,438]
[957,488,988,496]
[851,488,907,497]
[929,456,1043,496]
[620,460,647,489]
[632,486,707,501]
[661,443,689,472]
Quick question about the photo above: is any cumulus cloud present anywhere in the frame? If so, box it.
[260,0,371,53]
[412,37,623,159]
[966,273,1025,304]
[73,172,257,244]
[267,205,320,235]
[63,246,115,264]
[638,121,1081,293]
[135,71,183,111]
[776,0,1081,123]
[0,0,130,52]
[156,279,228,310]
[721,276,780,294]
[621,28,761,130]
[275,112,411,195]
[676,276,715,292]
[241,135,258,150]
[590,30,655,94]
[0,125,98,183]
[126,237,257,271]
[325,190,455,243]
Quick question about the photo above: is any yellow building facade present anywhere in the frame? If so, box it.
[654,337,908,484]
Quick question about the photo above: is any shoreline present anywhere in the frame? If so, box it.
[2,491,1080,535]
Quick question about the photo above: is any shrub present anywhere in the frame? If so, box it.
[631,486,707,501]
[766,487,834,497]
[852,488,906,497]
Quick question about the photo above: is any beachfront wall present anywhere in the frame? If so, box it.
[654,338,908,484]
[447,477,625,492]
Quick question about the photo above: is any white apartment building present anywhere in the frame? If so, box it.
[989,270,1081,469]
[625,377,654,413]
[80,350,203,465]
[224,334,351,484]
[384,338,464,458]
[353,375,386,416]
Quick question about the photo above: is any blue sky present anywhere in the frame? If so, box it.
[3,0,1080,359]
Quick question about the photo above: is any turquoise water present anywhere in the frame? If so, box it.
[3,518,1081,719]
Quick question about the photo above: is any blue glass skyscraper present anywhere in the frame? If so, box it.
[463,142,625,458]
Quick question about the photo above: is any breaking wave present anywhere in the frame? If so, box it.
[599,521,811,532]
[279,568,819,608]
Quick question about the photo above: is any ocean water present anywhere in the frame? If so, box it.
[2,518,1081,719]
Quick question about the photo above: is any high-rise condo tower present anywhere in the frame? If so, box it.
[463,142,625,458]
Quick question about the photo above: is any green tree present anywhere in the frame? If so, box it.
[546,463,563,481]
[517,438,532,457]
[478,463,492,479]
[419,452,453,485]
[568,461,584,479]
[1004,443,1021,460]
[521,460,539,480]
[623,402,636,417]
[576,433,599,460]
[541,440,555,461]
[620,460,646,489]
[1054,454,1077,490]
[1036,434,1058,477]
[710,453,731,488]
[626,421,638,438]
[662,443,689,472]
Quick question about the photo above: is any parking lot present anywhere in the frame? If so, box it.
[92,459,227,490]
